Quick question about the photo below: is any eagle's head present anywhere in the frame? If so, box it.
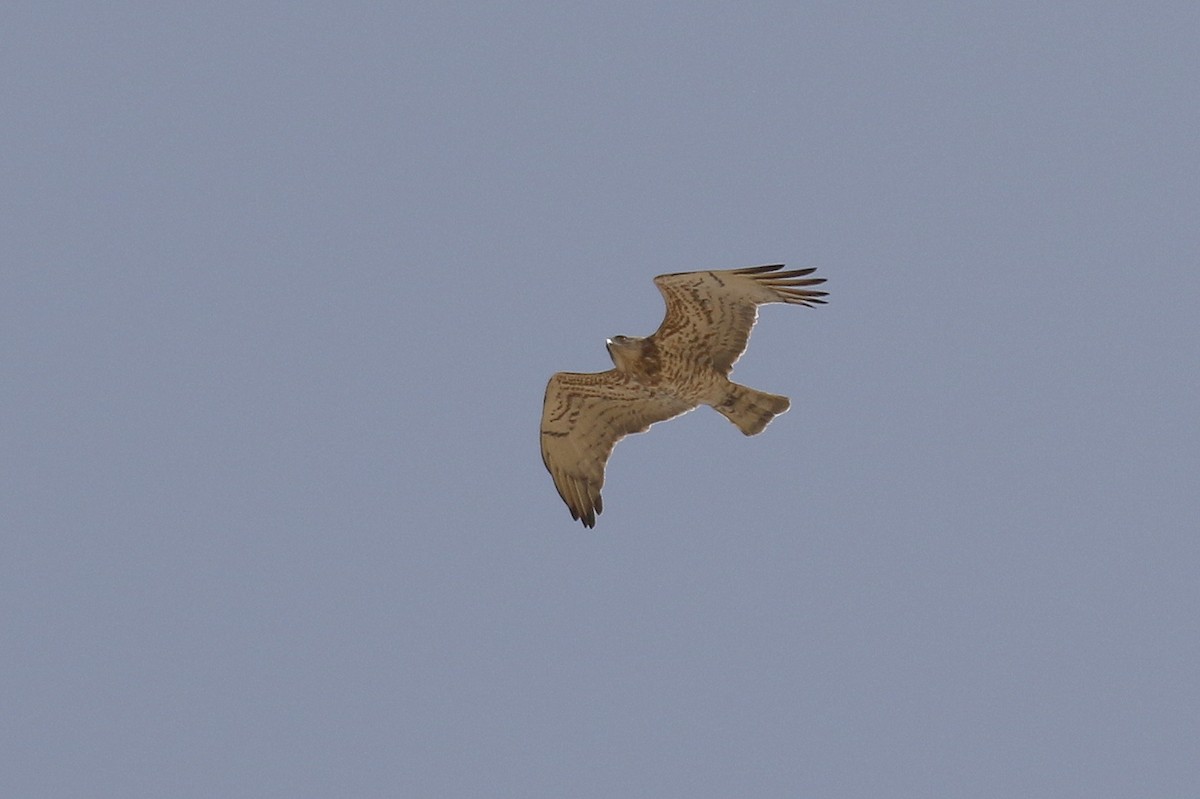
[605,335,646,373]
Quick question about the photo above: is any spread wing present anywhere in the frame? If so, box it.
[541,370,694,528]
[652,264,827,374]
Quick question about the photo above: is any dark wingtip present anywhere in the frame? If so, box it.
[734,263,787,275]
[580,498,601,528]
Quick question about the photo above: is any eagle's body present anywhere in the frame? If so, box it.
[541,264,827,527]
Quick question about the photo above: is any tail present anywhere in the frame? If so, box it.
[713,384,791,436]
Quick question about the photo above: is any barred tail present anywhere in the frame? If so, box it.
[713,384,790,436]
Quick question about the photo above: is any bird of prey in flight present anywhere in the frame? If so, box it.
[540,264,827,527]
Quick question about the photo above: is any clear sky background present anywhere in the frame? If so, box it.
[4,3,1198,797]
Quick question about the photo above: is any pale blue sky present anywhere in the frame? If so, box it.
[4,3,1198,797]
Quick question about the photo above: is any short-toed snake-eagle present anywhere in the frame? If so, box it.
[540,264,827,527]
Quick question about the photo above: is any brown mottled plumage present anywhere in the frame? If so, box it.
[540,264,827,528]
